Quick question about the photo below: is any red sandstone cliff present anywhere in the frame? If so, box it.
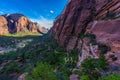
[52,0,120,65]
[53,0,96,48]
[0,16,8,35]
[0,13,47,35]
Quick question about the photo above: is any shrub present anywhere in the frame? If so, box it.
[81,75,90,80]
[97,55,108,69]
[23,51,35,59]
[64,49,78,68]
[105,11,116,19]
[109,54,115,58]
[41,50,65,67]
[81,56,108,80]
[81,57,100,80]
[59,66,72,76]
[78,32,85,38]
[85,33,97,45]
[85,33,96,40]
[3,61,21,74]
[99,73,120,80]
[25,62,59,80]
[0,51,19,61]
[109,54,118,61]
[56,67,71,80]
[111,57,117,61]
[98,43,110,54]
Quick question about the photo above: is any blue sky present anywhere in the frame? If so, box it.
[0,0,67,28]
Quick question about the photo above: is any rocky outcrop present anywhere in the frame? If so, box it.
[52,0,120,65]
[53,0,96,49]
[53,0,120,49]
[0,16,8,35]
[87,18,120,64]
[87,18,120,43]
[0,13,47,34]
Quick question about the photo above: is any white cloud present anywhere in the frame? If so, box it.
[0,11,4,14]
[50,10,54,14]
[30,16,54,29]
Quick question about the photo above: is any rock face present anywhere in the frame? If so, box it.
[53,0,96,48]
[53,0,120,49]
[87,18,120,43]
[52,0,120,65]
[0,13,46,34]
[0,16,8,35]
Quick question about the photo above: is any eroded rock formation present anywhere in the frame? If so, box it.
[0,16,8,35]
[52,0,120,65]
[53,0,96,49]
[0,13,47,34]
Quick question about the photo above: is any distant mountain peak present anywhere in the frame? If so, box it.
[0,13,48,35]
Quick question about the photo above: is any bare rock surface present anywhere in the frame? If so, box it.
[52,0,120,64]
[0,16,8,35]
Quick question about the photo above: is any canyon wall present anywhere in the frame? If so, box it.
[52,0,120,65]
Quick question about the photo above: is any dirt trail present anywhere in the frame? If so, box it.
[90,43,99,59]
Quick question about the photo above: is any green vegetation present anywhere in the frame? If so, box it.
[109,54,118,61]
[77,32,97,45]
[99,73,120,80]
[98,43,111,54]
[0,51,19,60]
[2,61,21,74]
[25,62,59,80]
[80,56,108,80]
[78,32,85,39]
[105,11,116,19]
[85,33,97,45]
[80,75,90,80]
[3,32,41,37]
[65,49,78,68]
[0,33,119,80]
[0,35,41,48]
[0,35,73,80]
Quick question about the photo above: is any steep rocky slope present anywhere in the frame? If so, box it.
[0,13,47,35]
[52,0,120,65]
[0,16,8,35]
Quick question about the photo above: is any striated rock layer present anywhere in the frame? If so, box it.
[52,0,120,65]
[0,13,47,35]
[53,0,96,49]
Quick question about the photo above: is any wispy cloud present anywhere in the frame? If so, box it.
[0,11,4,14]
[50,10,54,14]
[30,16,54,29]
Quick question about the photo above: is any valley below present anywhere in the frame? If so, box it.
[0,34,42,53]
[0,0,120,80]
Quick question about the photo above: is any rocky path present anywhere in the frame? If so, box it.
[77,50,85,66]
[18,73,28,80]
[70,74,78,80]
[90,44,98,59]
